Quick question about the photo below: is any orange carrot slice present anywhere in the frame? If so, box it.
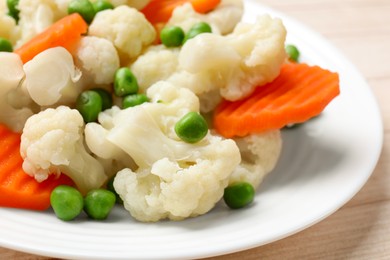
[0,124,74,211]
[141,0,221,24]
[14,13,88,64]
[213,63,340,138]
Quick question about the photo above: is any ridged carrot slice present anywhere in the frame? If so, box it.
[0,124,74,211]
[213,62,340,138]
[14,13,88,64]
[141,0,221,24]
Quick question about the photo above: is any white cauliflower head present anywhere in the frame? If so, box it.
[75,36,120,87]
[85,82,240,221]
[88,5,156,64]
[130,45,180,92]
[206,0,243,35]
[23,47,82,107]
[0,52,34,132]
[20,106,107,194]
[178,14,287,101]
[230,131,282,189]
[114,135,240,222]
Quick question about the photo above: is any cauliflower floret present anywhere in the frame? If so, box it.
[110,105,240,222]
[130,45,180,92]
[230,131,282,189]
[178,14,287,101]
[85,106,137,178]
[207,0,244,34]
[167,0,243,35]
[23,47,82,107]
[130,14,285,112]
[75,36,120,87]
[85,82,240,221]
[88,5,156,64]
[0,52,34,132]
[114,135,240,222]
[16,0,64,47]
[0,10,20,45]
[20,106,107,194]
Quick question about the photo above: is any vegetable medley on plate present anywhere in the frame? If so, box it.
[0,0,340,222]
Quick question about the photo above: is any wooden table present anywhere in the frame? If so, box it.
[1,0,389,259]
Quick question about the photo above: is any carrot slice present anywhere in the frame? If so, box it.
[213,63,340,138]
[0,124,74,211]
[14,13,88,64]
[141,0,221,24]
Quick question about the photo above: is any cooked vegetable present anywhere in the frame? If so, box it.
[0,124,74,211]
[114,67,139,97]
[84,189,116,220]
[223,182,255,209]
[23,47,82,107]
[88,6,156,63]
[183,21,212,43]
[106,175,122,204]
[86,82,240,222]
[166,0,243,36]
[213,62,340,137]
[20,106,108,194]
[177,15,287,102]
[160,25,185,47]
[130,45,180,91]
[92,88,113,111]
[230,131,282,189]
[0,52,34,132]
[6,0,19,22]
[141,0,221,24]
[50,185,84,221]
[14,13,88,64]
[0,37,13,52]
[68,0,95,24]
[92,0,114,13]
[122,94,149,108]
[174,111,208,143]
[285,44,300,62]
[76,90,103,123]
[74,36,120,86]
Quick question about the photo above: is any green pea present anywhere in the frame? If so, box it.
[285,44,300,62]
[68,0,95,24]
[160,26,185,47]
[84,189,116,220]
[114,67,139,97]
[223,182,255,209]
[6,0,20,22]
[122,93,149,109]
[183,22,212,43]
[76,90,103,123]
[50,185,84,221]
[92,0,114,13]
[106,175,122,204]
[91,88,113,110]
[175,112,208,143]
[0,38,13,52]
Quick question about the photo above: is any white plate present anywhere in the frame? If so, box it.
[0,1,383,259]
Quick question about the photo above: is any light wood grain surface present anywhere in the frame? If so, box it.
[1,0,389,259]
